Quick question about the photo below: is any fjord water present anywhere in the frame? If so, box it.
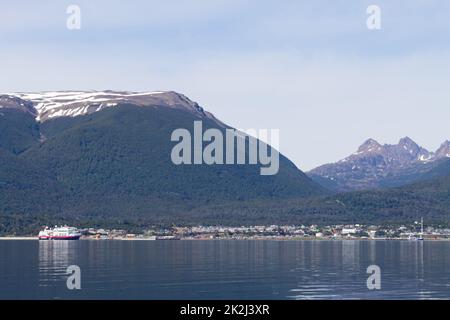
[1,240,450,300]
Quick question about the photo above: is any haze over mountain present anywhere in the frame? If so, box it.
[308,137,450,192]
[0,90,326,234]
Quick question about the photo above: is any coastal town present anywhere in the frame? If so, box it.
[71,222,450,240]
[2,220,450,241]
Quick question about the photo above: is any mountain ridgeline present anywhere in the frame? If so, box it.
[1,91,449,234]
[308,137,450,192]
[0,91,326,233]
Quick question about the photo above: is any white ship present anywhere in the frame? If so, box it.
[38,226,82,240]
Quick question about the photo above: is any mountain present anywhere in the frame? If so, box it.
[167,163,450,226]
[435,140,450,159]
[308,137,450,192]
[0,96,40,154]
[0,91,326,234]
[330,164,450,223]
[9,90,220,123]
[3,90,448,234]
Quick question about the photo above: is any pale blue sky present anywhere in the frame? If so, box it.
[1,1,450,170]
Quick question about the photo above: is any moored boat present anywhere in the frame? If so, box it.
[38,226,82,240]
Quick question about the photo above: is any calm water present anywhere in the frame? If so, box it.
[1,240,450,300]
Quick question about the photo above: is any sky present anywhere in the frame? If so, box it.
[1,0,450,170]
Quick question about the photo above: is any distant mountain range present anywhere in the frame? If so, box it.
[308,137,450,192]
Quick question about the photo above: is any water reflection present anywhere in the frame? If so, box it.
[288,241,367,300]
[1,240,450,299]
[38,240,79,288]
[342,240,360,269]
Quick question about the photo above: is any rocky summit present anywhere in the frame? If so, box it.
[308,137,450,191]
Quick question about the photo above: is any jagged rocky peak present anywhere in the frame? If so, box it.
[357,138,381,153]
[435,140,450,158]
[0,95,37,116]
[4,90,216,122]
[308,136,450,192]
[393,136,433,163]
[353,136,432,161]
[399,136,418,147]
[398,136,420,153]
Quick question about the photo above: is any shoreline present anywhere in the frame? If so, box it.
[1,237,449,241]
[0,237,38,240]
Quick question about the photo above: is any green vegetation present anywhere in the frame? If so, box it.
[1,105,328,235]
[0,105,448,236]
[0,109,40,154]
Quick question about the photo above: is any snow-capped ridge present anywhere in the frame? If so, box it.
[4,90,214,122]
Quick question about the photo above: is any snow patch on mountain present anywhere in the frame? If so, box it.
[3,90,219,124]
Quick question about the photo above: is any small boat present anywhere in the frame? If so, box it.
[38,226,82,240]
[407,218,425,241]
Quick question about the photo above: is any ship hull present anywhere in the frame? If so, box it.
[38,235,81,240]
